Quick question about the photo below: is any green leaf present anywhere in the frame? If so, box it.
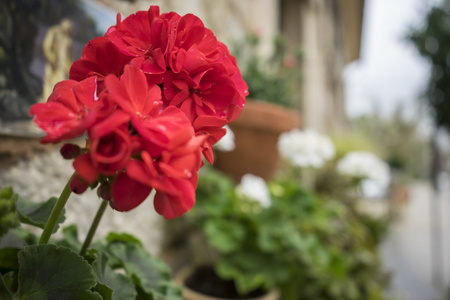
[105,232,143,247]
[90,250,137,300]
[151,282,183,300]
[216,259,268,295]
[0,248,19,270]
[55,225,82,251]
[16,197,66,233]
[136,283,182,300]
[16,244,101,300]
[93,283,113,300]
[2,272,14,290]
[104,269,137,300]
[0,274,13,300]
[100,232,145,269]
[107,242,172,297]
[257,225,283,252]
[204,219,245,253]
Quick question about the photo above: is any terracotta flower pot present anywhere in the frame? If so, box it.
[175,266,279,300]
[214,99,301,182]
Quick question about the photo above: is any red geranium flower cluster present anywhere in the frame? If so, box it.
[29,6,247,219]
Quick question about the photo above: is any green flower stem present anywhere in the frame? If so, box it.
[38,172,76,245]
[80,199,109,256]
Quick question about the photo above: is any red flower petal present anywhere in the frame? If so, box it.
[30,77,100,143]
[111,172,152,211]
[69,37,132,91]
[104,65,162,118]
[89,110,130,139]
[73,154,99,183]
[89,125,132,175]
[153,178,196,219]
[193,115,228,164]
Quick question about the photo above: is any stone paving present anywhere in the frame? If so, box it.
[380,181,450,300]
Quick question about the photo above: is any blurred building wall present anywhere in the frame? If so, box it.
[96,0,364,134]
[96,0,279,54]
[282,0,364,133]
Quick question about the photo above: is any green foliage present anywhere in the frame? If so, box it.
[0,187,20,237]
[331,133,383,160]
[17,244,102,300]
[186,168,391,300]
[231,33,302,107]
[101,233,181,299]
[0,248,20,271]
[55,224,82,251]
[0,274,13,300]
[88,250,137,300]
[16,196,66,233]
[0,188,182,300]
[408,1,450,131]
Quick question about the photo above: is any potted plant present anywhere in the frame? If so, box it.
[213,33,302,182]
[166,165,391,300]
[166,169,280,300]
[0,5,249,299]
[233,33,302,109]
[165,129,393,300]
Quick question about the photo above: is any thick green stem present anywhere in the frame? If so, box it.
[39,172,76,245]
[80,199,109,256]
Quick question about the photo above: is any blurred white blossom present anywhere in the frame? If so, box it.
[237,174,271,208]
[277,129,335,168]
[214,125,235,152]
[337,151,391,198]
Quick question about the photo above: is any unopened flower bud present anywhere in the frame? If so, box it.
[97,181,112,201]
[70,175,89,194]
[60,143,81,159]
[0,186,13,198]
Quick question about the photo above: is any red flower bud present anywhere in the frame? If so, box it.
[97,181,112,201]
[60,143,81,159]
[70,175,90,194]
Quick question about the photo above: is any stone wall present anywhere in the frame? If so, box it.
[299,0,347,133]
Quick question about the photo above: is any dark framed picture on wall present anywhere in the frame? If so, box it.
[0,0,105,136]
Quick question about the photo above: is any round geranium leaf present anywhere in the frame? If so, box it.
[107,242,172,296]
[89,250,137,300]
[16,197,66,233]
[17,244,101,300]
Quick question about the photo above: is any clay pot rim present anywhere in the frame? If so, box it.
[175,266,280,300]
[231,99,300,133]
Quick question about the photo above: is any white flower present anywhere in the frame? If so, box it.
[214,125,235,152]
[337,151,391,197]
[337,151,390,182]
[277,129,335,168]
[237,174,271,208]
